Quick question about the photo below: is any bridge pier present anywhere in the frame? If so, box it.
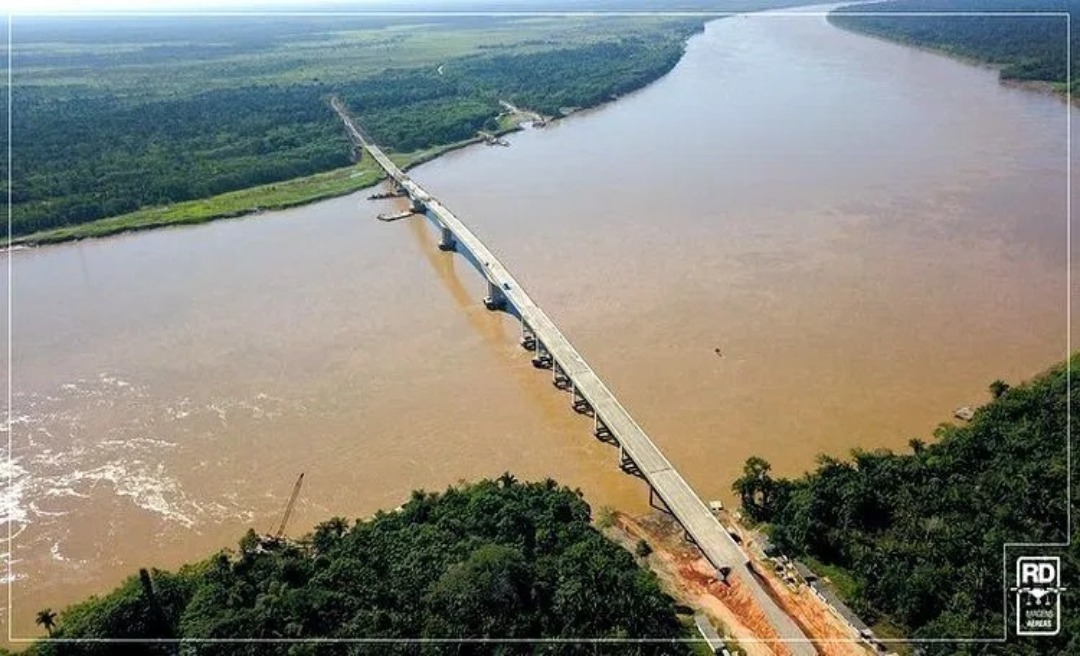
[552,361,571,390]
[520,323,537,351]
[410,197,426,214]
[648,487,673,516]
[618,445,641,477]
[571,386,591,415]
[593,414,613,442]
[484,279,507,311]
[438,224,456,251]
[532,342,553,369]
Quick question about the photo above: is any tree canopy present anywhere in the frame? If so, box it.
[735,355,1077,654]
[830,0,1077,89]
[28,477,689,655]
[8,17,702,239]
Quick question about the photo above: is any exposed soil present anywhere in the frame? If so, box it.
[604,510,874,656]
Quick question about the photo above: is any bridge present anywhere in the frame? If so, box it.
[332,98,816,655]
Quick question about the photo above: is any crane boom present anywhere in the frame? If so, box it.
[273,473,304,539]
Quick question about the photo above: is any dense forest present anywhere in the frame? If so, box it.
[734,356,1077,654]
[12,84,351,234]
[22,477,688,655]
[337,33,692,152]
[830,0,1077,88]
[9,16,701,239]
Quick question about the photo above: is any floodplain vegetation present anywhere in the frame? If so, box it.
[22,477,692,655]
[830,0,1077,93]
[9,15,702,245]
[734,355,1078,655]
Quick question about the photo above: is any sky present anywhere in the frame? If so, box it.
[4,0,319,11]
[2,0,465,14]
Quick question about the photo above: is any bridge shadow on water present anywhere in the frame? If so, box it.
[404,209,653,488]
[406,214,498,323]
[403,213,578,423]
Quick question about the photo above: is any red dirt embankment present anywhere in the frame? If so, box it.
[606,511,871,656]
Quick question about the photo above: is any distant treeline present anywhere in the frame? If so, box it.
[342,33,693,151]
[830,0,1076,87]
[24,477,688,655]
[10,20,700,239]
[734,355,1077,654]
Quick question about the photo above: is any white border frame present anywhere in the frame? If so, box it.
[4,5,1072,649]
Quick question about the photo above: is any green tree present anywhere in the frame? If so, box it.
[29,477,691,654]
[35,608,57,637]
[732,456,777,521]
[749,354,1077,654]
[310,516,349,554]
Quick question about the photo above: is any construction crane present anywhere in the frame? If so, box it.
[269,473,304,541]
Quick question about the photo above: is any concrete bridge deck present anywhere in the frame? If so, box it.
[332,98,816,655]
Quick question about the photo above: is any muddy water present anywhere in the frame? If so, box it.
[4,8,1071,639]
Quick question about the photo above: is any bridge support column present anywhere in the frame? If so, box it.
[648,487,673,515]
[484,279,507,311]
[619,446,642,478]
[438,225,456,252]
[532,342,552,369]
[571,386,591,415]
[520,323,536,351]
[593,414,612,442]
[410,197,426,214]
[552,361,571,390]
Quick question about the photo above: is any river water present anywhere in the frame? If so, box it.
[3,7,1071,638]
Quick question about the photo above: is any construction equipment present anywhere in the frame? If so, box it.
[269,473,304,540]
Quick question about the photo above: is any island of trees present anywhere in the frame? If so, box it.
[21,476,692,655]
[734,355,1077,654]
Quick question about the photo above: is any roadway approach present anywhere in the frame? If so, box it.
[332,98,817,656]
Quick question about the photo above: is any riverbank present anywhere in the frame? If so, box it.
[7,83,641,249]
[16,478,696,650]
[8,134,515,248]
[8,94,589,249]
[13,12,707,245]
[831,22,1074,104]
[827,2,1074,104]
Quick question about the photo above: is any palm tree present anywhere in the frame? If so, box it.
[35,608,57,637]
[497,472,518,488]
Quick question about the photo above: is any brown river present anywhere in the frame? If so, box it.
[3,6,1073,639]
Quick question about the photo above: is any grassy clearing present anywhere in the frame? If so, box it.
[869,619,914,656]
[15,16,689,95]
[799,556,861,601]
[678,616,716,656]
[10,162,379,245]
